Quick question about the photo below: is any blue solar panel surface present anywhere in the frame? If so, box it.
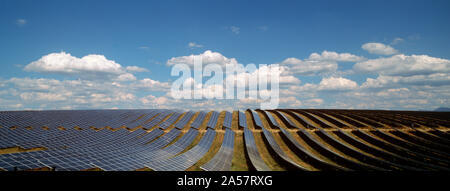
[223,112,233,128]
[238,111,247,128]
[249,110,263,128]
[201,128,235,171]
[243,127,271,171]
[191,111,207,129]
[207,111,220,129]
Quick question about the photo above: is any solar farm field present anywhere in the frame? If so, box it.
[0,109,449,171]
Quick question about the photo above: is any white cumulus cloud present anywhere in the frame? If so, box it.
[354,54,450,76]
[25,52,125,77]
[126,66,149,73]
[318,77,358,91]
[280,57,337,75]
[117,73,137,81]
[24,52,143,81]
[361,73,450,89]
[362,42,398,55]
[166,50,238,67]
[308,51,365,62]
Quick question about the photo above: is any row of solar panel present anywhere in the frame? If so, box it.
[0,109,164,130]
[191,111,207,129]
[0,109,339,132]
[207,111,220,129]
[174,111,195,129]
[201,128,235,171]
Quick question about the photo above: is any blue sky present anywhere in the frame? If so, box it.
[1,0,450,110]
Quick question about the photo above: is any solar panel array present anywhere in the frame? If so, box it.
[159,112,182,129]
[274,111,297,129]
[243,127,271,171]
[174,111,195,129]
[293,110,332,128]
[285,110,317,129]
[206,111,220,129]
[150,128,199,159]
[0,127,164,171]
[145,110,172,128]
[191,111,207,129]
[260,127,309,170]
[222,112,233,129]
[146,129,216,171]
[277,127,346,171]
[201,128,235,171]
[261,110,280,128]
[249,109,263,128]
[238,111,247,128]
[0,109,449,171]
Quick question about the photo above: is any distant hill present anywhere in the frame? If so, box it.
[434,107,450,112]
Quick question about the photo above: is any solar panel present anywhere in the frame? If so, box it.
[145,128,181,151]
[0,121,167,171]
[145,129,216,171]
[261,110,280,128]
[144,110,172,128]
[206,111,220,129]
[296,129,375,171]
[21,139,98,161]
[123,110,159,129]
[287,110,317,129]
[293,110,332,128]
[249,110,263,128]
[88,129,180,171]
[0,156,43,171]
[222,111,233,129]
[243,127,271,171]
[260,127,309,170]
[174,111,195,129]
[315,129,405,170]
[191,111,207,129]
[156,128,199,156]
[88,129,171,171]
[351,129,450,168]
[274,111,297,128]
[238,111,247,128]
[95,128,199,171]
[57,129,146,155]
[201,128,235,171]
[278,127,346,171]
[374,128,450,160]
[309,111,347,128]
[334,129,437,170]
[159,112,182,129]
